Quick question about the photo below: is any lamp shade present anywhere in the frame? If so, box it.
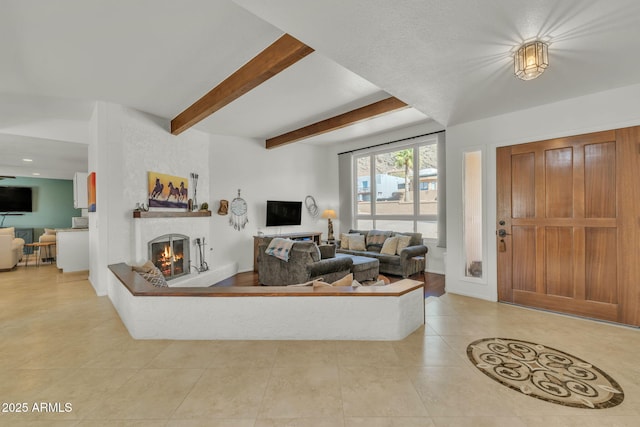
[514,41,548,81]
[321,209,337,219]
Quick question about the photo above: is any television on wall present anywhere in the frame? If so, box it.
[0,186,33,212]
[266,200,302,227]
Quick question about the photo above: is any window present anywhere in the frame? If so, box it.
[463,149,483,279]
[352,136,439,239]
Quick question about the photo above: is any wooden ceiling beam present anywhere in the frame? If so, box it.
[266,97,408,149]
[171,33,314,135]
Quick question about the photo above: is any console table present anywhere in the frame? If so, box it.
[253,231,321,271]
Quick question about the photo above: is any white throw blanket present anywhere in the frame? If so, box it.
[265,238,295,262]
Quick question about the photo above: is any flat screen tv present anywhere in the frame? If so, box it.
[0,186,33,212]
[266,200,302,227]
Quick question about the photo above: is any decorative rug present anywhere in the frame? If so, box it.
[467,338,624,409]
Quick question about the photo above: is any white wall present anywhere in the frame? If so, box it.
[445,82,640,301]
[208,135,335,273]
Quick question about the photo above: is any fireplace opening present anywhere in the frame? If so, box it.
[148,234,190,280]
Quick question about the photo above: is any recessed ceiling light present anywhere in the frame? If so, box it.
[23,158,33,162]
[32,172,40,176]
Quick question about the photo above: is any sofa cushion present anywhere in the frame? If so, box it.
[139,266,169,287]
[395,234,412,254]
[349,234,366,251]
[339,233,360,250]
[381,236,399,255]
[0,227,15,238]
[366,230,393,252]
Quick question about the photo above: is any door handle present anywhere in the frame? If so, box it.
[497,229,510,238]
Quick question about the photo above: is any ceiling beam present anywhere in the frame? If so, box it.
[171,33,314,135]
[266,97,409,149]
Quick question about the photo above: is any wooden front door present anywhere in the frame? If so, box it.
[497,127,640,326]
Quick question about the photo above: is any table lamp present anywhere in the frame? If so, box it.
[321,209,337,241]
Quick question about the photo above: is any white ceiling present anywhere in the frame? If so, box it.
[2,0,640,178]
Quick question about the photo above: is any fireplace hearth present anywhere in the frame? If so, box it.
[148,234,190,280]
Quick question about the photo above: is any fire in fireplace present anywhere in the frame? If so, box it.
[148,234,190,280]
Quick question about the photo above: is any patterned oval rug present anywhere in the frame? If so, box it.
[467,338,624,409]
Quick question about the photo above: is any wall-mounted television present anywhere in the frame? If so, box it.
[266,200,302,227]
[0,186,33,212]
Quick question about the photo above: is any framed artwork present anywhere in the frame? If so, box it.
[87,172,96,212]
[148,171,188,209]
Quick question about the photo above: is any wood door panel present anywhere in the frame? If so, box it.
[497,127,640,326]
[545,227,574,297]
[511,153,535,218]
[585,228,617,304]
[616,127,640,325]
[511,226,536,292]
[585,142,616,218]
[512,290,618,322]
[545,148,574,218]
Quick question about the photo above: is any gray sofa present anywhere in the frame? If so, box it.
[337,229,427,278]
[258,238,353,286]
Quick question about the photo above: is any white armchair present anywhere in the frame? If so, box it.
[0,227,25,270]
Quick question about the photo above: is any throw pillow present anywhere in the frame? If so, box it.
[140,266,168,287]
[380,236,399,255]
[366,230,392,252]
[395,234,412,255]
[132,260,157,274]
[340,233,360,249]
[331,273,353,287]
[349,234,366,251]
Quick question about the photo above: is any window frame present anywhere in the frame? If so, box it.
[351,136,438,235]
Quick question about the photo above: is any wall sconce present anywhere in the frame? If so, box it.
[514,41,548,81]
[321,209,337,241]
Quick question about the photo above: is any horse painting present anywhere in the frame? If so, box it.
[147,171,188,209]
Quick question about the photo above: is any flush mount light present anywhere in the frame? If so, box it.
[514,41,549,81]
[22,158,33,162]
[32,172,40,176]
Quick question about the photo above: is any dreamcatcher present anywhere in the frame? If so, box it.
[305,195,319,218]
[229,189,248,231]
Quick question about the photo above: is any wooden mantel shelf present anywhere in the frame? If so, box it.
[132,210,211,219]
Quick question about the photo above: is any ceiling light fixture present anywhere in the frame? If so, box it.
[32,172,40,176]
[514,41,548,81]
[23,158,33,162]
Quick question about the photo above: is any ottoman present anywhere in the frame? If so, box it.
[335,253,379,282]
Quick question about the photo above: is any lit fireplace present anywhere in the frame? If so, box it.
[148,234,190,280]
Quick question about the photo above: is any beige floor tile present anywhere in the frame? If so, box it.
[205,340,280,368]
[340,366,428,417]
[166,420,256,427]
[345,417,435,426]
[81,340,171,369]
[334,341,402,367]
[520,415,640,427]
[145,340,220,369]
[431,416,528,427]
[259,365,342,418]
[172,366,270,419]
[410,366,518,417]
[255,417,345,427]
[392,336,467,367]
[272,340,339,367]
[85,368,203,420]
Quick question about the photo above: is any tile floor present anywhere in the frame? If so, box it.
[1,264,639,426]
